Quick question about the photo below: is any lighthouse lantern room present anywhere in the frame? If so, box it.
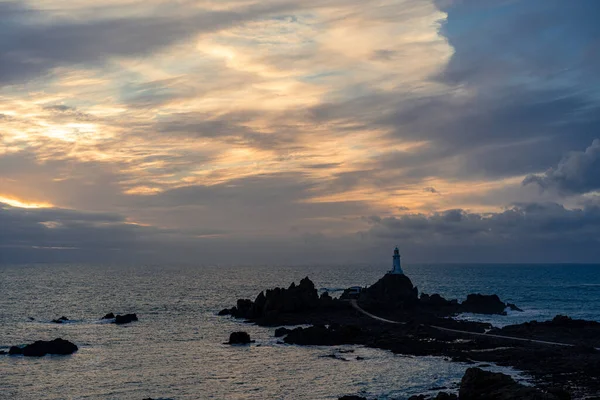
[389,247,404,275]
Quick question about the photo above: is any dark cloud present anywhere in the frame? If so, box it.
[364,202,600,262]
[423,187,440,194]
[523,139,600,195]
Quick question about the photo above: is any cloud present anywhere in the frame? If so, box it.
[364,202,600,262]
[423,187,440,194]
[0,1,296,85]
[523,139,600,195]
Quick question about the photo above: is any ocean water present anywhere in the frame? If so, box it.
[1,263,599,400]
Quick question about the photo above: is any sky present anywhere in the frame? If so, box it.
[1,0,600,264]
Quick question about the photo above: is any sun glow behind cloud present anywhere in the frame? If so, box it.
[0,196,53,209]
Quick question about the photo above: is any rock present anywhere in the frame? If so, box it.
[283,325,364,346]
[0,350,7,355]
[359,274,419,310]
[114,313,138,324]
[408,396,426,400]
[338,396,367,400]
[217,308,231,316]
[274,327,291,337]
[492,315,600,347]
[51,316,69,323]
[7,338,78,357]
[433,393,457,400]
[461,294,508,315]
[507,302,523,312]
[101,313,115,319]
[224,277,325,321]
[227,331,253,345]
[459,367,562,399]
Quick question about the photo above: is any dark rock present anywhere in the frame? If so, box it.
[28,317,35,321]
[101,313,115,319]
[217,308,231,316]
[338,396,367,400]
[114,313,138,324]
[274,327,291,337]
[283,325,365,346]
[459,367,562,399]
[461,294,508,315]
[359,273,419,310]
[224,277,327,322]
[408,396,426,400]
[51,316,69,323]
[507,302,523,312]
[432,393,457,400]
[227,331,253,345]
[491,315,600,347]
[8,338,78,357]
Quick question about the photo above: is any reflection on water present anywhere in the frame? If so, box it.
[1,263,598,399]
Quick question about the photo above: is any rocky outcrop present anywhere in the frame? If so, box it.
[408,393,457,400]
[459,368,565,399]
[219,277,346,324]
[7,338,78,357]
[274,327,291,337]
[283,325,365,346]
[101,313,115,319]
[227,331,253,345]
[51,316,69,323]
[115,313,138,324]
[358,274,419,310]
[461,294,509,315]
[491,315,600,346]
[338,396,367,400]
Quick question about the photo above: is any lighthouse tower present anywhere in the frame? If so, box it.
[390,247,404,275]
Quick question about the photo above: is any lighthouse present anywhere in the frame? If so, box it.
[389,247,404,275]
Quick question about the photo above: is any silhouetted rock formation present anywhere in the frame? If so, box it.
[219,277,347,324]
[408,393,457,400]
[461,294,508,315]
[227,331,253,344]
[101,313,115,319]
[338,396,367,400]
[491,315,600,347]
[51,316,69,323]
[459,367,565,399]
[7,338,78,357]
[283,325,365,346]
[274,327,291,337]
[115,313,138,324]
[359,274,419,310]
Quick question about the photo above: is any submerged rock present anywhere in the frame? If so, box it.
[101,313,115,320]
[459,367,565,399]
[227,331,253,344]
[51,316,69,323]
[338,396,367,400]
[7,338,78,357]
[114,313,138,324]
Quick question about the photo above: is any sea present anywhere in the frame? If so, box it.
[1,263,599,400]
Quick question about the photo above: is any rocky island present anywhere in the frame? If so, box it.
[220,274,600,399]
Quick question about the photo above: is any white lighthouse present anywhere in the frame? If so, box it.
[389,247,404,275]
